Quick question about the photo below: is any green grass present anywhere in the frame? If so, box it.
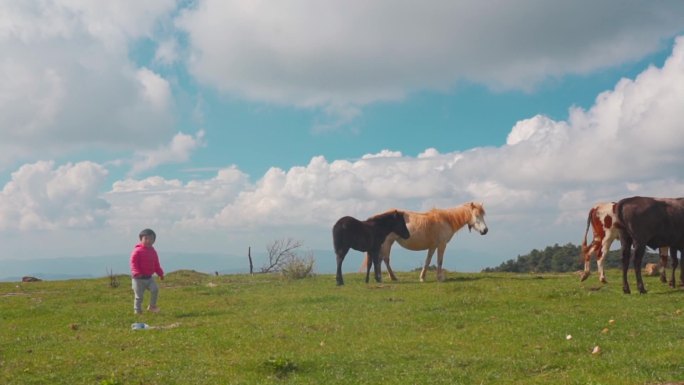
[1,269,683,385]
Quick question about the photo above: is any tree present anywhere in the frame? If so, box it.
[260,238,315,279]
[482,242,663,273]
[261,238,302,273]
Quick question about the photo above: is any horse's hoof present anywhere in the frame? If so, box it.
[623,288,631,294]
[580,273,590,282]
[600,278,608,284]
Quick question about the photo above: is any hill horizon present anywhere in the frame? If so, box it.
[1,246,501,282]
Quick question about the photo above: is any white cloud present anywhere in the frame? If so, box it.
[497,36,684,187]
[2,0,683,173]
[506,115,568,146]
[129,130,206,175]
[0,0,177,171]
[155,39,180,65]
[89,36,684,256]
[361,150,403,159]
[176,0,684,110]
[136,67,172,110]
[106,166,252,235]
[0,161,109,231]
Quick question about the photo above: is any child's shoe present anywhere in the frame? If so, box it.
[147,305,160,313]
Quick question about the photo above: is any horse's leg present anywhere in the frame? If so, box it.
[420,248,436,282]
[366,251,382,284]
[580,243,596,282]
[380,240,397,281]
[436,245,447,282]
[633,244,647,294]
[596,253,606,284]
[597,238,612,284]
[365,253,372,283]
[670,248,678,288]
[621,239,632,294]
[659,247,669,283]
[360,249,391,280]
[373,250,383,283]
[336,248,349,286]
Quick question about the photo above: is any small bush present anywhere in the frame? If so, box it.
[281,254,315,280]
[106,268,120,288]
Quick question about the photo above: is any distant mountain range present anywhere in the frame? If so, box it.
[1,247,497,282]
[1,252,248,282]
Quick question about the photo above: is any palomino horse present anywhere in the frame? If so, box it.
[333,210,410,286]
[362,202,488,282]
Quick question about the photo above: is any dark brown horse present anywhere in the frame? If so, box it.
[616,196,684,294]
[333,210,410,286]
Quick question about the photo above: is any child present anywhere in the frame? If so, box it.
[130,228,165,315]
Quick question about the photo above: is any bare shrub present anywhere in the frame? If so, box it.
[107,268,120,288]
[281,251,315,280]
[260,238,301,273]
[260,238,315,279]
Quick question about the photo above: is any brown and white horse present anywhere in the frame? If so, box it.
[580,201,668,284]
[361,202,488,282]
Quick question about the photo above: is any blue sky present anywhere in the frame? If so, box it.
[2,1,684,277]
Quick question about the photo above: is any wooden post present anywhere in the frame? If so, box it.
[248,246,254,275]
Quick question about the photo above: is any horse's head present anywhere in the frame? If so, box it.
[391,210,411,239]
[467,202,488,235]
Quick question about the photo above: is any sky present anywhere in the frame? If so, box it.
[2,1,684,276]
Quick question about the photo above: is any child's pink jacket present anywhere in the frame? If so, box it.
[130,243,164,278]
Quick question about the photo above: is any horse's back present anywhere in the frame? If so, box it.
[332,216,367,250]
[396,210,456,250]
[333,216,356,239]
[333,216,356,229]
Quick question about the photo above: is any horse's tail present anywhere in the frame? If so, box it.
[615,199,626,231]
[580,207,594,264]
[359,253,370,272]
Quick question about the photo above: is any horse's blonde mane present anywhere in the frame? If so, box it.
[429,202,484,231]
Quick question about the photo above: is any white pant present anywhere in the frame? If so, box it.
[132,277,158,312]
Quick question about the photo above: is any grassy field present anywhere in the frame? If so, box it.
[1,269,683,385]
